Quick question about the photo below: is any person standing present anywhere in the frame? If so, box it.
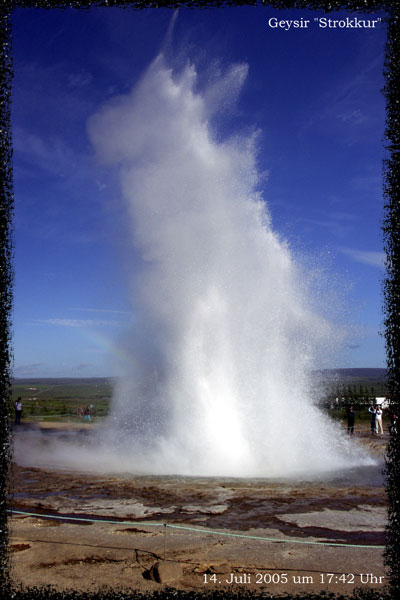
[375,405,384,436]
[368,404,377,436]
[346,405,355,434]
[84,405,91,423]
[14,397,22,425]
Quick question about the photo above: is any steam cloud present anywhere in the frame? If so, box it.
[82,53,373,477]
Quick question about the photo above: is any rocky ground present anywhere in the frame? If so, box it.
[7,422,390,596]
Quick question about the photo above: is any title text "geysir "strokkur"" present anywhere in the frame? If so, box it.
[267,17,382,31]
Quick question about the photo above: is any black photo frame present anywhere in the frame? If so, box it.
[1,1,397,599]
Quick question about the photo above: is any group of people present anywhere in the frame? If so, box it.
[345,403,398,436]
[77,404,92,422]
[14,399,94,424]
[368,404,384,436]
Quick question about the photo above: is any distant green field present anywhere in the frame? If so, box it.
[315,367,388,399]
[10,378,114,421]
[9,370,389,425]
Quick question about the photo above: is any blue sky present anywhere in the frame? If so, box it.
[11,5,387,378]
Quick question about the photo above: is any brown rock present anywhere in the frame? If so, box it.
[147,560,184,584]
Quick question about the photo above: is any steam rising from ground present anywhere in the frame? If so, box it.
[84,54,372,477]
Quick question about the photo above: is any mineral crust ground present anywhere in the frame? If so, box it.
[7,422,388,595]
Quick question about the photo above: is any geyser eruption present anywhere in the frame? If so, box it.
[88,54,371,477]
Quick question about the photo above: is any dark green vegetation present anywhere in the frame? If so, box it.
[315,368,389,425]
[315,369,389,429]
[317,368,388,399]
[316,368,388,410]
[9,378,114,421]
[9,369,389,425]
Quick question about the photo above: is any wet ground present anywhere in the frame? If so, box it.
[7,422,389,595]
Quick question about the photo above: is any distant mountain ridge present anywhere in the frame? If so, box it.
[13,369,387,384]
[313,368,388,398]
[12,377,111,385]
[315,368,387,380]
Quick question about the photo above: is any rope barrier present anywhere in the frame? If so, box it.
[7,508,385,549]
[7,509,161,527]
[163,522,386,549]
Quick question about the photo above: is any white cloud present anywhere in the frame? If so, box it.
[298,211,356,239]
[71,308,132,316]
[68,70,93,89]
[34,318,124,328]
[336,109,367,125]
[13,363,45,376]
[339,247,385,268]
[13,127,77,177]
[299,55,384,143]
[350,174,381,192]
[12,125,92,188]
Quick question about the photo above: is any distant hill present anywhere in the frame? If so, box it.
[315,368,387,382]
[13,370,388,388]
[12,369,389,403]
[12,377,112,385]
[313,368,388,400]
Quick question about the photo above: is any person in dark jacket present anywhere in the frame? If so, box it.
[14,397,22,425]
[368,405,377,435]
[345,405,355,434]
[84,405,91,423]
